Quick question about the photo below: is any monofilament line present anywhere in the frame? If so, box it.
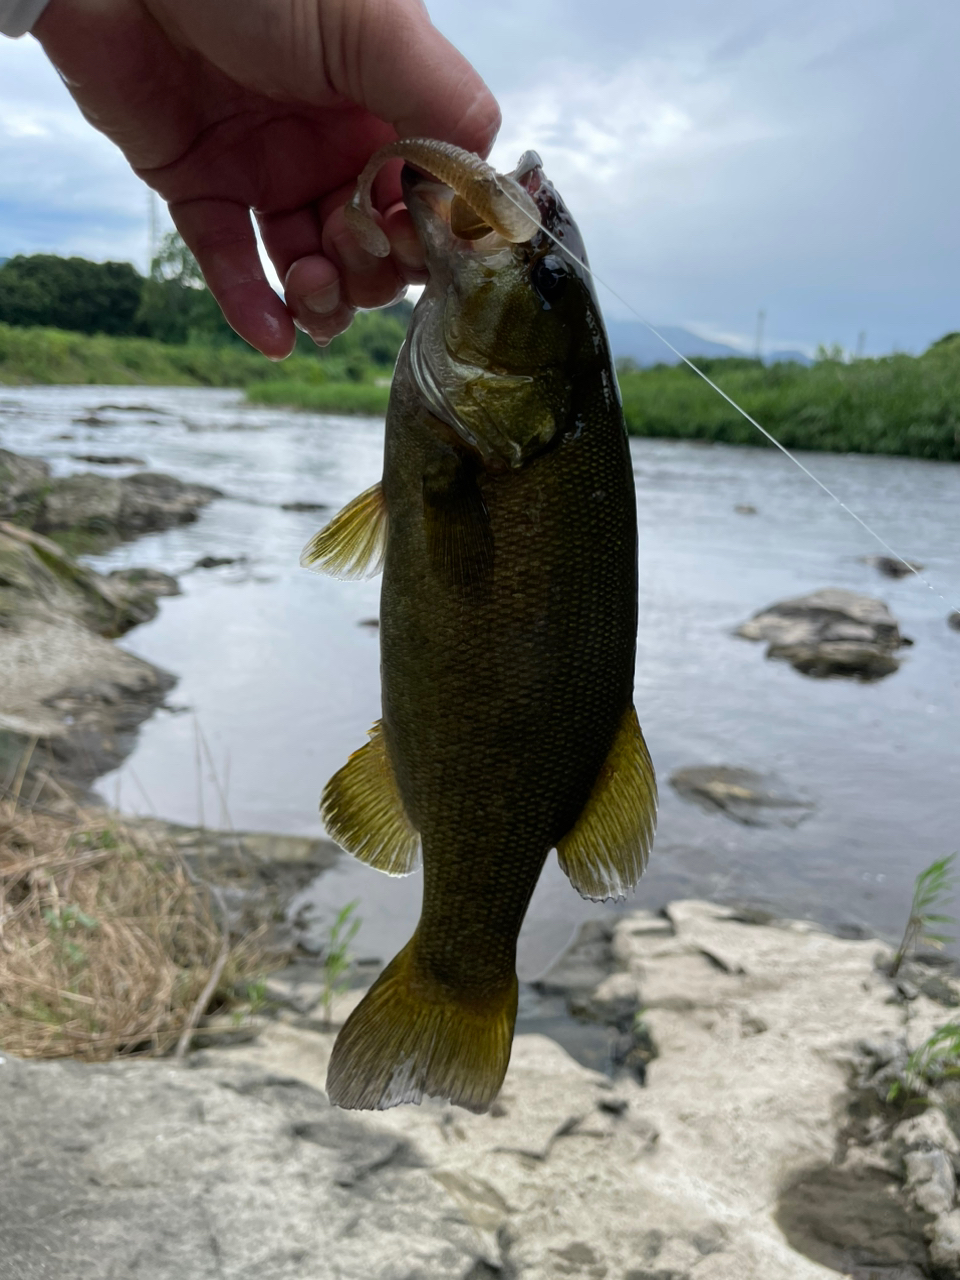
[501,186,958,612]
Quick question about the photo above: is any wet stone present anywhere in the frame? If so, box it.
[737,588,905,681]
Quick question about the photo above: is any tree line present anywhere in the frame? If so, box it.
[0,234,412,367]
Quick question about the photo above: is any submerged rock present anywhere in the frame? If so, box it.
[861,554,924,580]
[737,588,905,680]
[670,765,814,827]
[949,611,960,632]
[192,554,243,570]
[71,453,146,466]
[106,566,180,602]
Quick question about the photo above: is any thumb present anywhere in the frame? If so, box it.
[334,0,501,155]
[144,0,501,156]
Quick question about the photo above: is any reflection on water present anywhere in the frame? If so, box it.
[2,386,958,975]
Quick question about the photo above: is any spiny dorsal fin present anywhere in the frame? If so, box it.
[300,482,387,579]
[326,937,517,1113]
[556,705,657,901]
[321,720,421,875]
[422,450,493,592]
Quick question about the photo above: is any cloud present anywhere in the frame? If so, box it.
[0,38,169,268]
[438,0,960,354]
[1,1,958,354]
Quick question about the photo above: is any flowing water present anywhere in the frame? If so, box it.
[2,385,958,977]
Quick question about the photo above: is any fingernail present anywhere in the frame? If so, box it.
[332,230,377,274]
[303,280,340,315]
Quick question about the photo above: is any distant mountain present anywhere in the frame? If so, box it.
[605,320,811,367]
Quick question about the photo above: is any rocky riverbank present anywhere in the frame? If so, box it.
[3,901,959,1280]
[0,520,178,801]
[0,446,220,549]
[0,444,219,803]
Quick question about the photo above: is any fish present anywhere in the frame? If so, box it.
[302,141,657,1113]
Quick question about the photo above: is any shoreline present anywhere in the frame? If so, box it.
[3,896,959,1278]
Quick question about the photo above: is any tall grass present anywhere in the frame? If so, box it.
[0,321,326,388]
[618,343,960,461]
[247,378,391,416]
[0,801,268,1060]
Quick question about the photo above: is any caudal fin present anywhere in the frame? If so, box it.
[326,940,517,1114]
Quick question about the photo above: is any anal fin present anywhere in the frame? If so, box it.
[557,705,657,901]
[300,481,387,579]
[321,720,421,875]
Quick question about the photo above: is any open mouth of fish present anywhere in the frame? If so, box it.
[398,150,547,254]
[344,139,546,256]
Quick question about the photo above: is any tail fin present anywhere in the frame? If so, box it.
[326,939,518,1114]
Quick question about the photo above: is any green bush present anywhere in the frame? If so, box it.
[617,344,960,461]
[247,379,391,415]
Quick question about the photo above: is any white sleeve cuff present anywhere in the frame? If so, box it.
[0,0,51,37]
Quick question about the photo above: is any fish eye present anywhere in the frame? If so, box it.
[531,254,567,307]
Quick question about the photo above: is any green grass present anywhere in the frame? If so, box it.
[5,314,960,461]
[246,378,391,416]
[0,320,323,388]
[618,341,960,461]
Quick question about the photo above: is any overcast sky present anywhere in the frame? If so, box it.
[1,0,957,356]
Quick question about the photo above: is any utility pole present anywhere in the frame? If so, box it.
[755,309,766,361]
[147,189,159,273]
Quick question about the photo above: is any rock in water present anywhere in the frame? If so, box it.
[0,448,50,521]
[737,588,905,681]
[861,554,923,579]
[670,765,814,827]
[0,521,175,796]
[35,470,221,540]
[948,610,960,632]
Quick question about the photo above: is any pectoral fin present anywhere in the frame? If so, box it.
[321,721,421,875]
[422,450,493,591]
[300,482,387,579]
[557,706,657,901]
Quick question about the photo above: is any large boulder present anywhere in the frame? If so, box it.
[737,588,905,680]
[34,470,221,540]
[1,446,221,546]
[0,521,173,638]
[0,522,176,795]
[0,447,50,521]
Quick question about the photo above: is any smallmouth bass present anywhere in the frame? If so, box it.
[303,141,657,1113]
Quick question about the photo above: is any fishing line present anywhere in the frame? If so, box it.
[497,185,959,613]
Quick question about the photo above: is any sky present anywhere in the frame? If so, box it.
[0,0,957,357]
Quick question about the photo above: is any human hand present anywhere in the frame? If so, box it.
[34,0,500,357]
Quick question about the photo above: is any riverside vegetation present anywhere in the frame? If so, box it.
[1,241,959,459]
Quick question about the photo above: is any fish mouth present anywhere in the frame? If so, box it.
[401,153,545,255]
[401,154,586,271]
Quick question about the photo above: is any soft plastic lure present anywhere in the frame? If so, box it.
[344,138,541,257]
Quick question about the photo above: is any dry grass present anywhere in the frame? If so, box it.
[0,799,267,1060]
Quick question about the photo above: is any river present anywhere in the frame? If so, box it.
[2,385,958,976]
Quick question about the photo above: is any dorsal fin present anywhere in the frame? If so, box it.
[321,720,421,876]
[300,482,387,579]
[556,705,657,901]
